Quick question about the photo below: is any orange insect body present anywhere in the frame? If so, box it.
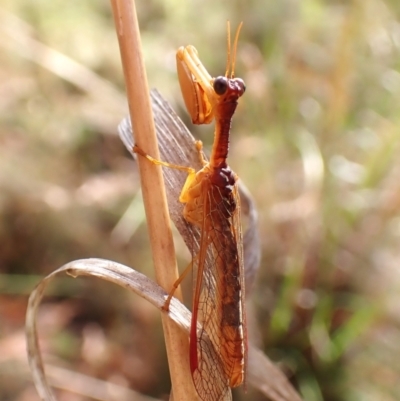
[133,22,247,401]
[176,23,247,401]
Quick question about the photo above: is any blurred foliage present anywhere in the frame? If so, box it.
[1,0,400,400]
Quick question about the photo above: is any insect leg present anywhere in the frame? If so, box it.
[194,140,208,167]
[133,144,195,174]
[162,253,198,311]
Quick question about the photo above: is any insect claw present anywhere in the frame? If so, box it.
[132,144,145,156]
[161,295,172,312]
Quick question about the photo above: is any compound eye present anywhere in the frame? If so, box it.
[237,78,246,93]
[213,76,228,95]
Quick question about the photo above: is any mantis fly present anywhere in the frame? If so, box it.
[134,22,247,401]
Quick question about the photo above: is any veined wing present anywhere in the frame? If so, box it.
[188,167,246,401]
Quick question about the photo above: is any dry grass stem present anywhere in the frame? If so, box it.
[109,0,197,400]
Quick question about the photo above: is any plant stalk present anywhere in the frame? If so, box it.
[109,1,197,399]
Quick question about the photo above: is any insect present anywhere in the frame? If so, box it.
[134,22,247,401]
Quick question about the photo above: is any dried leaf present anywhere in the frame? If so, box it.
[118,89,302,401]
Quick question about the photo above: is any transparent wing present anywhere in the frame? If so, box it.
[189,176,246,401]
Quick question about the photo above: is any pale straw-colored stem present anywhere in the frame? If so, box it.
[109,1,198,400]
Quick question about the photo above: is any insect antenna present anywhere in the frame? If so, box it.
[231,21,243,78]
[225,20,231,78]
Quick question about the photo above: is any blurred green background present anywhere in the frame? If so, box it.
[1,0,400,400]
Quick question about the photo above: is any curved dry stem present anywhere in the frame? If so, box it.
[26,259,302,401]
[32,365,160,401]
[26,259,189,401]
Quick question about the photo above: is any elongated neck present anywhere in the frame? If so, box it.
[210,101,238,168]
